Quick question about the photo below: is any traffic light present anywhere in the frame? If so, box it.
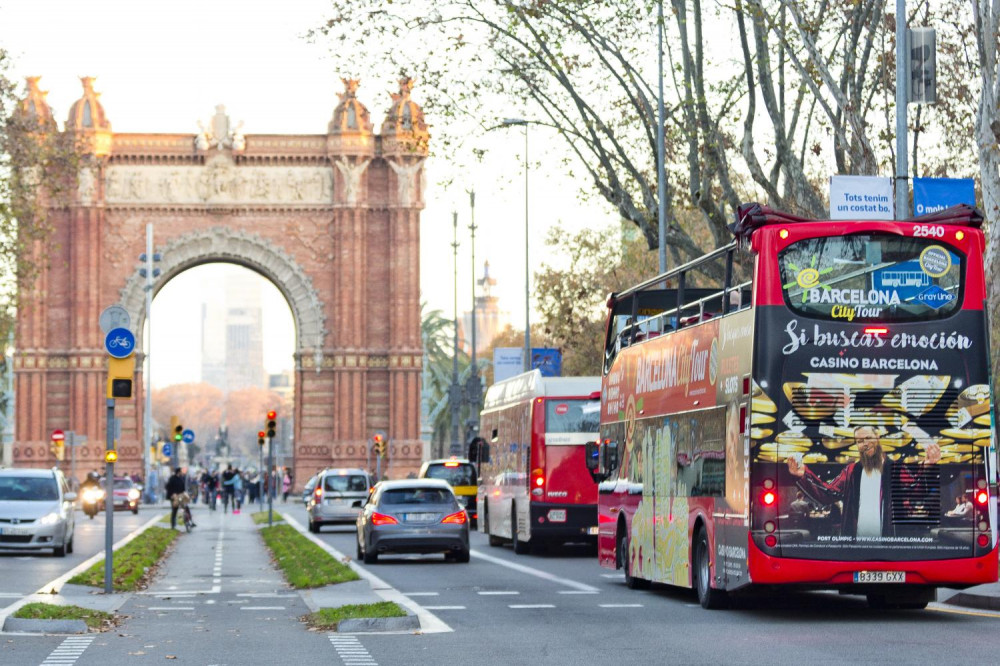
[107,356,135,399]
[170,415,183,443]
[257,430,266,447]
[265,410,277,438]
[50,439,65,462]
[373,433,386,458]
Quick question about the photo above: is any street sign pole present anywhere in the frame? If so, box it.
[267,436,273,527]
[258,445,264,509]
[69,431,75,488]
[104,399,115,594]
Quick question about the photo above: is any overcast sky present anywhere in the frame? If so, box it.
[1,0,619,387]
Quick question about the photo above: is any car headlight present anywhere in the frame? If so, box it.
[127,489,140,501]
[38,512,61,525]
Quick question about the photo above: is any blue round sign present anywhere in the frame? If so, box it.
[104,327,135,359]
[162,443,172,457]
[182,429,195,444]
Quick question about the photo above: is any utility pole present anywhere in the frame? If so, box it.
[656,0,668,273]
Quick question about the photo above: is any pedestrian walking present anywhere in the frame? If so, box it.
[221,464,237,513]
[282,469,291,503]
[232,468,244,514]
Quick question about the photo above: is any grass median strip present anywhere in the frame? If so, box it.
[304,602,406,631]
[260,523,358,588]
[251,510,284,525]
[13,602,116,631]
[67,525,178,591]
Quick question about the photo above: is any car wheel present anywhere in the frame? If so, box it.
[362,542,378,564]
[308,518,317,533]
[356,537,363,561]
[66,537,74,554]
[694,527,728,609]
[53,543,67,557]
[454,549,470,563]
[132,507,139,515]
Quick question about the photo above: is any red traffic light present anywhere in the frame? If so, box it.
[258,431,266,439]
[266,410,277,420]
[373,434,383,443]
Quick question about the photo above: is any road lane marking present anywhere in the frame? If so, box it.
[422,606,466,610]
[600,574,620,578]
[148,606,195,611]
[403,592,439,597]
[329,635,378,666]
[0,512,167,629]
[477,591,519,596]
[236,593,297,598]
[558,590,599,595]
[599,603,644,608]
[509,604,556,609]
[470,549,599,592]
[40,635,94,666]
[242,606,286,610]
[281,511,452,634]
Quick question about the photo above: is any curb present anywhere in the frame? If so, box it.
[942,592,1000,611]
[337,615,421,633]
[2,618,89,634]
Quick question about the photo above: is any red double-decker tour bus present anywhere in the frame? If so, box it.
[587,203,997,609]
[476,369,601,554]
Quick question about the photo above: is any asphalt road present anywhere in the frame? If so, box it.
[293,505,1000,666]
[0,505,154,597]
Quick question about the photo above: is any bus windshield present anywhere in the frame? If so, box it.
[546,399,600,433]
[778,234,963,322]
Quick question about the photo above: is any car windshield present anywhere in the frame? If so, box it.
[0,476,59,501]
[423,464,476,486]
[114,480,133,490]
[324,475,369,492]
[381,488,453,505]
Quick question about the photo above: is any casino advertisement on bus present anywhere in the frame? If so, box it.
[750,233,996,560]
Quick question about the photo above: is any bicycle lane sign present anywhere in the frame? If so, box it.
[105,327,136,359]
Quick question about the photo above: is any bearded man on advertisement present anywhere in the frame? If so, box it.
[786,424,941,539]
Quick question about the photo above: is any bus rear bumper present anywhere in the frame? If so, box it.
[747,537,998,588]
[529,503,598,540]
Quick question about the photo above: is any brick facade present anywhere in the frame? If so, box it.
[13,77,428,486]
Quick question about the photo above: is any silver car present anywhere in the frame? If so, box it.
[356,479,470,564]
[0,467,76,556]
[307,468,373,532]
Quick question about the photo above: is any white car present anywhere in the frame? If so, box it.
[0,467,76,556]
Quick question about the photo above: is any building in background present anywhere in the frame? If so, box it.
[201,274,266,392]
[460,261,510,355]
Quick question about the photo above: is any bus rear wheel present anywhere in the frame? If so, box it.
[485,510,503,547]
[694,527,728,609]
[620,532,649,590]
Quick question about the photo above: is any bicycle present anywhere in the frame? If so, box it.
[173,492,195,532]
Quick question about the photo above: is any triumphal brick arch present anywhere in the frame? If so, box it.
[13,76,428,483]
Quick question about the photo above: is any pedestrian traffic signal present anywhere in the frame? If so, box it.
[265,410,277,438]
[258,430,266,447]
[373,433,386,458]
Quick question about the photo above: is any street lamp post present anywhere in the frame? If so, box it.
[465,190,482,445]
[501,118,531,372]
[449,212,462,456]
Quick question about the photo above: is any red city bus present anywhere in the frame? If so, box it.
[587,203,998,609]
[475,369,601,554]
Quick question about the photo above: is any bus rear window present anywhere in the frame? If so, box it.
[546,400,600,433]
[778,234,963,322]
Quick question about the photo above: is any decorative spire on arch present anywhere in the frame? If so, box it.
[17,77,55,128]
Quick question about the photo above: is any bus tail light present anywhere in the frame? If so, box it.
[978,534,990,548]
[441,511,467,525]
[531,469,544,496]
[764,535,778,548]
[764,521,776,533]
[762,490,777,506]
[976,489,989,506]
[864,326,888,337]
[371,512,399,526]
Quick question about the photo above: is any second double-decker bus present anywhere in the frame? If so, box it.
[587,202,997,609]
[475,369,601,554]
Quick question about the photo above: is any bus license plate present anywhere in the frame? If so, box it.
[547,509,567,522]
[853,571,905,584]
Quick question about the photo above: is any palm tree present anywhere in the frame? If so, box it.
[421,303,477,457]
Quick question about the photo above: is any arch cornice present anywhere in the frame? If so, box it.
[118,226,327,356]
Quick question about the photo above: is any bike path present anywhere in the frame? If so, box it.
[76,506,333,664]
